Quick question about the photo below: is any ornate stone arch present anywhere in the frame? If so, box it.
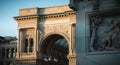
[38,31,70,55]
[37,31,70,65]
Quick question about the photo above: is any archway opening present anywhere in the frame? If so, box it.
[40,34,69,65]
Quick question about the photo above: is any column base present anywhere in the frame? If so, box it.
[67,54,76,65]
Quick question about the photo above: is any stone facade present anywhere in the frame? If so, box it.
[0,40,17,65]
[69,0,120,65]
[14,5,76,65]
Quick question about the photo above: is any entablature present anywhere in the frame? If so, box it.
[14,11,76,21]
[14,15,39,21]
[40,11,76,19]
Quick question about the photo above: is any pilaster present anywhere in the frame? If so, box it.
[16,29,21,58]
[67,54,76,65]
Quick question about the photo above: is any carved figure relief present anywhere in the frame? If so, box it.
[104,19,120,49]
[39,24,71,37]
[89,12,120,51]
[90,16,102,51]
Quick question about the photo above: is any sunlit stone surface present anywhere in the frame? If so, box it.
[14,5,76,65]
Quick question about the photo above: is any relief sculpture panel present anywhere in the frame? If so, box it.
[88,11,120,52]
[39,24,71,36]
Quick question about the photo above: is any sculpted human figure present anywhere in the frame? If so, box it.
[90,16,102,51]
[105,20,120,49]
[90,21,97,51]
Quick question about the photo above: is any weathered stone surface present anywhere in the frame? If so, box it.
[14,5,76,65]
[70,0,120,65]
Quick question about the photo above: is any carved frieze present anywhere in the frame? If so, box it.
[18,22,36,28]
[88,10,120,52]
[21,28,34,38]
[39,24,71,37]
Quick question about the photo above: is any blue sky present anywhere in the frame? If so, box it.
[0,0,69,38]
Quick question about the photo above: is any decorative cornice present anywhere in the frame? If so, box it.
[69,4,78,11]
[14,15,39,20]
[14,11,76,20]
[41,11,76,19]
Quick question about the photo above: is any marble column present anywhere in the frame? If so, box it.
[33,28,36,53]
[68,24,76,65]
[16,29,21,58]
[72,24,76,54]
[69,24,72,55]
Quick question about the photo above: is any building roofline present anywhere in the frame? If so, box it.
[40,4,69,9]
[19,4,69,10]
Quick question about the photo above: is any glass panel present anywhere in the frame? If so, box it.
[11,48,14,58]
[55,38,68,48]
[24,39,28,52]
[29,38,33,52]
[6,49,9,58]
[2,49,5,58]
